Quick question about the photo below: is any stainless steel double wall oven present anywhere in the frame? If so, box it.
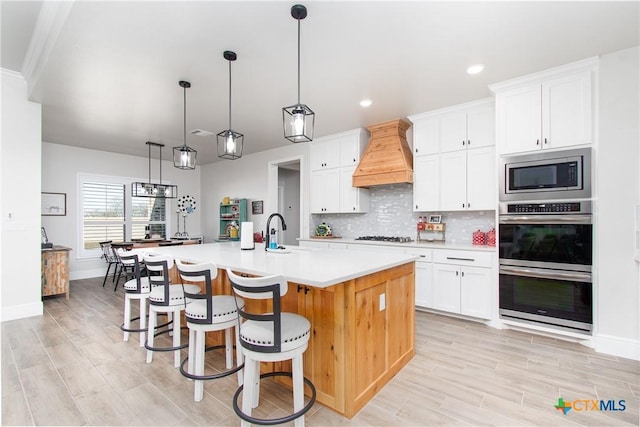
[498,148,593,333]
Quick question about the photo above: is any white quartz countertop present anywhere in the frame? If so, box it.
[148,242,417,288]
[298,237,497,252]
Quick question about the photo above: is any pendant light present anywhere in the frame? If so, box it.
[282,4,314,143]
[217,51,243,160]
[173,80,197,169]
[132,142,178,198]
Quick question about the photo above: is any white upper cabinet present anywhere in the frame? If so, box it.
[491,58,596,155]
[409,98,495,212]
[309,128,369,213]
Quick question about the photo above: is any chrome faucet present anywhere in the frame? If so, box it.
[265,213,287,251]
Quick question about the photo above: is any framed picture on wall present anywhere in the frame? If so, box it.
[427,214,441,224]
[41,192,66,216]
[252,200,263,215]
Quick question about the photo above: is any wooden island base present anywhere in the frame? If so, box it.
[185,261,415,418]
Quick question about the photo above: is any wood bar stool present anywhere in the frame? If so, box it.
[226,269,316,427]
[144,254,200,368]
[175,260,245,402]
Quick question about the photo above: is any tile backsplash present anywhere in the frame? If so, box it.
[311,183,495,244]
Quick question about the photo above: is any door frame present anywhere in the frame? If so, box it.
[267,155,306,244]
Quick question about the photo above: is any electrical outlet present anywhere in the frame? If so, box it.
[379,293,386,311]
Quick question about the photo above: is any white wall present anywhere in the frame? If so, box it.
[279,167,301,246]
[41,142,202,280]
[1,70,43,321]
[201,143,309,243]
[596,46,640,360]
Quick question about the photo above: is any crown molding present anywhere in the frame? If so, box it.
[21,1,75,99]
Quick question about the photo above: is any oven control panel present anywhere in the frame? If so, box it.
[506,202,583,213]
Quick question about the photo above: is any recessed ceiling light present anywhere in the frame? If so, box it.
[360,99,373,107]
[466,64,484,75]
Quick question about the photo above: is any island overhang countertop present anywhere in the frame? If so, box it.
[148,242,417,288]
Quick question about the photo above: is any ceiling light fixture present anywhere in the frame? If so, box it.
[466,64,485,75]
[173,81,197,169]
[132,141,178,198]
[282,4,314,143]
[217,51,243,160]
[360,99,373,107]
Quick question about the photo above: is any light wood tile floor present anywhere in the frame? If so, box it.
[2,277,638,426]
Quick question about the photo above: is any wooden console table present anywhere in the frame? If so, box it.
[41,245,71,299]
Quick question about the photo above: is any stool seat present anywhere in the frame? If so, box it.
[123,276,151,293]
[241,313,310,353]
[185,295,239,323]
[149,284,200,305]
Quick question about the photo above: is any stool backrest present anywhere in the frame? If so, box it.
[226,269,288,353]
[175,260,217,324]
[119,251,145,293]
[143,254,174,305]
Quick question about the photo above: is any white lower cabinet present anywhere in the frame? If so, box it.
[408,249,433,309]
[431,249,494,319]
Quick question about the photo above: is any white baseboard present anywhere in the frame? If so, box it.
[2,301,43,322]
[595,333,640,361]
[70,268,104,281]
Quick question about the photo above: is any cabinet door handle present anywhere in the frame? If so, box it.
[415,148,419,153]
[447,257,475,262]
[467,140,470,146]
[462,203,465,208]
[456,271,459,276]
[461,271,465,277]
[353,158,356,163]
[462,140,465,146]
[297,285,303,293]
[304,286,310,295]
[416,204,419,209]
[536,139,540,145]
[353,207,356,211]
[544,138,548,145]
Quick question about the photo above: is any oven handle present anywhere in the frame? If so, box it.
[499,214,592,224]
[500,265,592,282]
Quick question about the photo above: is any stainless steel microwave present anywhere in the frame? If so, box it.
[500,147,591,202]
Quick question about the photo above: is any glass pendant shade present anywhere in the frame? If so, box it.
[173,145,197,169]
[217,129,243,160]
[173,80,197,170]
[132,141,178,199]
[283,103,314,142]
[218,50,243,160]
[283,4,314,143]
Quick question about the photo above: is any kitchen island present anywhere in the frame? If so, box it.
[150,242,416,418]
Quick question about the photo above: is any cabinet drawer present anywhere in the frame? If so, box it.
[406,248,432,262]
[432,249,493,268]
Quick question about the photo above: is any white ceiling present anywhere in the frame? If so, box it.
[2,1,639,165]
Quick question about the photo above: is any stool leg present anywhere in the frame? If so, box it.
[225,328,233,369]
[123,295,131,342]
[194,329,204,402]
[292,354,305,427]
[188,327,196,381]
[139,297,147,347]
[241,358,258,427]
[146,309,156,363]
[235,326,244,386]
[172,309,181,368]
[167,312,173,336]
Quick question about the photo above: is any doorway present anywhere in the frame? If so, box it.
[268,157,303,246]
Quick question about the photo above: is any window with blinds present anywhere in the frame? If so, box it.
[79,175,169,258]
[82,182,125,250]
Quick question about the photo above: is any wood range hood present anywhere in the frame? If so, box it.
[352,118,414,188]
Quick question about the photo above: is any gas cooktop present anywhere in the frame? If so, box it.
[355,235,414,243]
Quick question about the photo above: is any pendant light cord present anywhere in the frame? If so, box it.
[228,59,232,131]
[297,17,301,105]
[183,86,187,148]
[148,142,151,184]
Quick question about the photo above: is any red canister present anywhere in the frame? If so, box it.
[472,229,486,245]
[486,228,496,247]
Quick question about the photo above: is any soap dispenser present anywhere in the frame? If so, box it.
[269,228,277,249]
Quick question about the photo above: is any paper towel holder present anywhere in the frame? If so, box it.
[240,222,255,250]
